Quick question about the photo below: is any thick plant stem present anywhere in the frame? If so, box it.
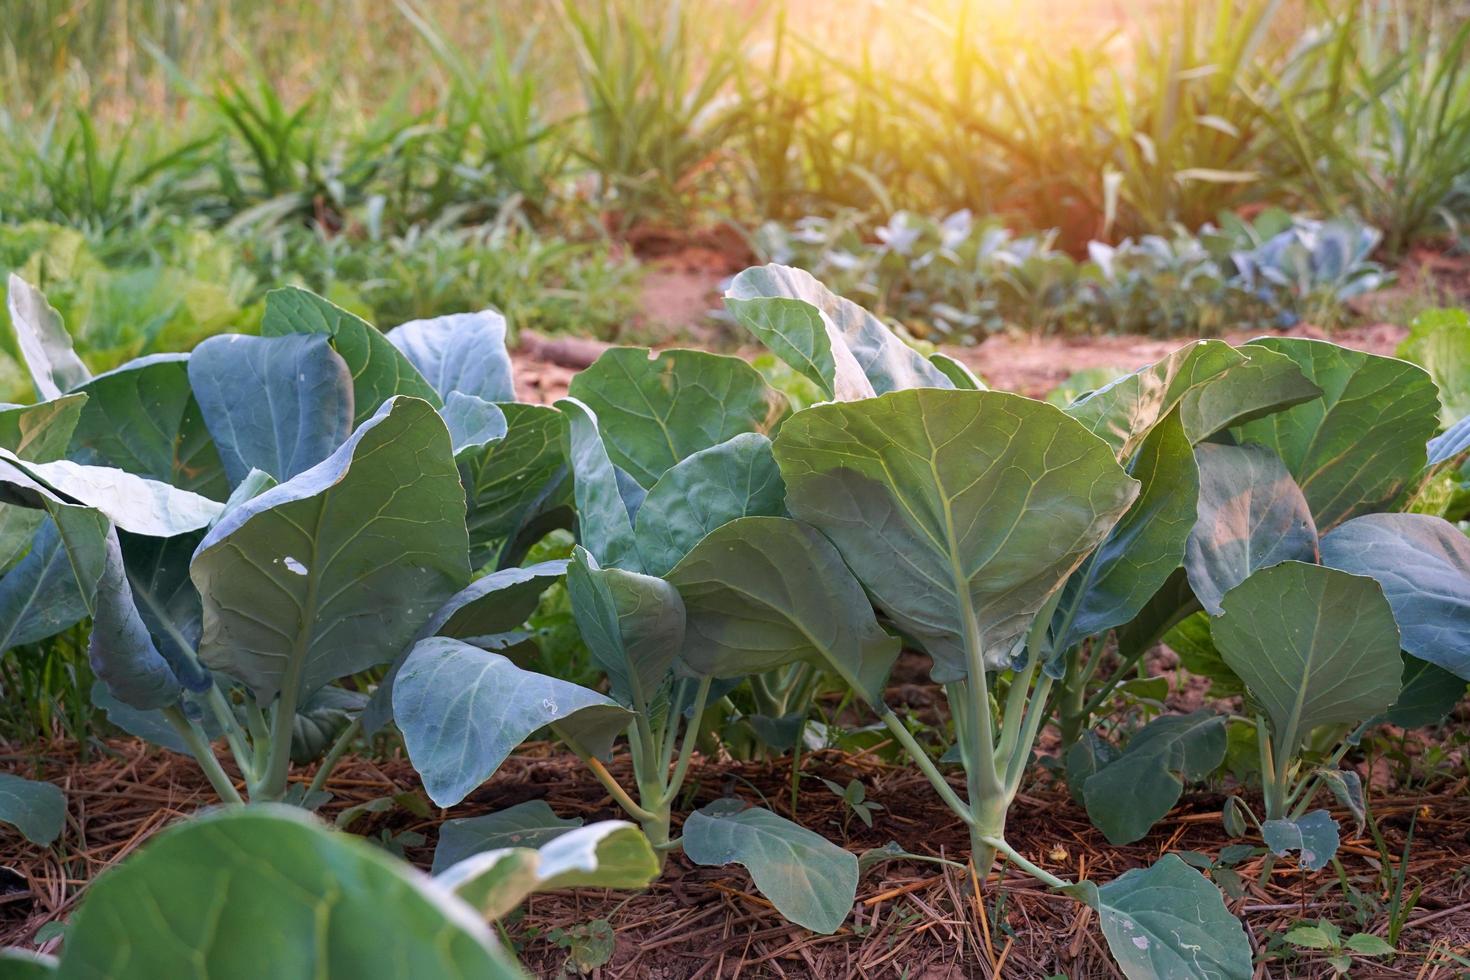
[308,717,362,795]
[164,707,243,805]
[879,708,974,824]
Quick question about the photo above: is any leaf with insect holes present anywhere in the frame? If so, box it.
[1262,810,1339,872]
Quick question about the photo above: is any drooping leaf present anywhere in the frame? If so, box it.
[633,432,787,577]
[0,510,105,650]
[0,773,64,845]
[1398,308,1470,425]
[1083,711,1227,845]
[188,333,354,486]
[1213,562,1402,749]
[118,529,207,690]
[1262,810,1339,872]
[1113,567,1202,663]
[567,547,684,709]
[0,451,222,537]
[1319,513,1470,681]
[442,393,508,455]
[395,637,632,807]
[56,806,519,978]
[432,800,584,874]
[1177,342,1322,443]
[566,347,782,489]
[90,680,218,755]
[1234,338,1440,528]
[1055,410,1198,651]
[1383,656,1466,728]
[1314,768,1365,832]
[387,309,515,403]
[669,517,900,703]
[774,390,1137,678]
[261,287,440,424]
[460,403,566,548]
[557,397,641,571]
[5,274,89,399]
[437,821,658,920]
[192,397,470,704]
[291,685,369,764]
[726,264,952,395]
[89,525,186,709]
[682,799,858,935]
[928,352,986,390]
[1185,442,1319,615]
[721,293,874,401]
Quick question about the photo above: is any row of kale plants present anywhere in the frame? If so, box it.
[0,266,1466,978]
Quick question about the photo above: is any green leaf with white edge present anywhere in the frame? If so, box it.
[1185,442,1319,615]
[633,432,787,577]
[1083,710,1227,845]
[726,264,952,395]
[0,773,64,845]
[566,347,783,489]
[567,547,684,709]
[774,390,1137,679]
[682,800,858,935]
[433,800,584,874]
[0,451,222,537]
[1177,342,1322,443]
[90,525,185,709]
[558,397,642,571]
[0,949,56,976]
[0,394,85,462]
[290,685,368,764]
[5,274,89,399]
[1262,809,1339,872]
[387,309,515,403]
[668,517,900,703]
[0,510,105,651]
[56,805,520,979]
[442,393,508,455]
[394,637,632,807]
[1383,656,1466,728]
[461,402,566,548]
[1055,410,1198,651]
[437,821,658,921]
[261,286,440,424]
[928,351,986,390]
[1213,562,1402,749]
[192,397,470,705]
[69,353,227,499]
[722,294,874,401]
[1398,308,1470,425]
[1319,513,1470,681]
[1234,339,1440,529]
[1068,854,1252,980]
[188,333,354,486]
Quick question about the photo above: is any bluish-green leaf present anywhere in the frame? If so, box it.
[721,293,873,400]
[442,393,508,455]
[5,274,89,399]
[567,546,683,709]
[89,525,184,709]
[1083,711,1227,845]
[460,403,566,549]
[432,800,584,874]
[1262,810,1339,871]
[0,773,64,845]
[0,451,221,537]
[0,509,105,651]
[387,310,515,403]
[558,397,641,571]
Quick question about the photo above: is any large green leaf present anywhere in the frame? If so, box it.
[188,333,354,486]
[460,403,566,549]
[722,293,875,401]
[1383,656,1466,728]
[558,397,641,571]
[1234,338,1440,528]
[1320,513,1470,681]
[682,799,857,934]
[1185,442,1319,615]
[1213,562,1402,748]
[191,397,469,704]
[567,547,684,709]
[1069,854,1252,980]
[633,432,787,577]
[5,274,89,399]
[726,264,952,395]
[0,451,221,537]
[1177,342,1322,443]
[668,517,900,703]
[89,525,186,709]
[56,806,520,979]
[1398,308,1470,425]
[566,347,782,489]
[0,509,105,650]
[261,287,440,425]
[387,310,515,403]
[0,395,85,462]
[432,800,584,874]
[395,637,632,807]
[437,821,658,920]
[1083,711,1226,845]
[1054,410,1198,651]
[118,529,207,690]
[774,390,1137,679]
[0,773,64,845]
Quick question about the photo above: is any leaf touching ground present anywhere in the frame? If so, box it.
[0,451,222,537]
[1071,854,1252,980]
[774,389,1136,678]
[0,773,64,845]
[433,800,584,874]
[189,333,354,486]
[395,637,632,807]
[387,309,515,403]
[683,800,858,934]
[567,547,684,709]
[1319,513,1470,681]
[633,432,787,577]
[438,821,658,920]
[1234,339,1440,529]
[57,806,519,979]
[1185,442,1318,615]
[722,293,874,401]
[261,286,440,424]
[1262,810,1339,871]
[567,347,782,489]
[1213,562,1402,749]
[192,397,470,705]
[1084,711,1227,844]
[669,517,900,703]
[5,274,89,399]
